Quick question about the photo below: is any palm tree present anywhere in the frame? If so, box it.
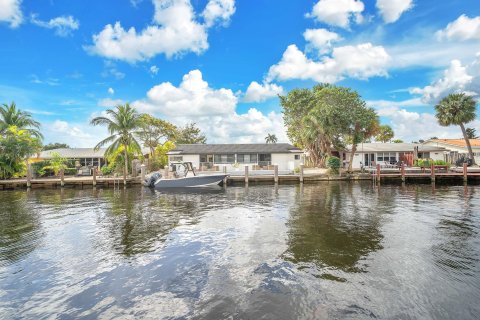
[435,93,477,164]
[90,104,143,186]
[466,127,479,139]
[0,102,42,138]
[375,125,394,143]
[265,133,278,144]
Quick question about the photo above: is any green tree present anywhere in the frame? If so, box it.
[466,127,479,139]
[392,139,404,143]
[435,93,477,164]
[154,140,176,169]
[43,142,70,151]
[375,125,394,143]
[265,133,278,144]
[0,102,42,138]
[176,122,206,144]
[42,152,68,176]
[90,104,143,186]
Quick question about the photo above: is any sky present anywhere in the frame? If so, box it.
[0,0,479,147]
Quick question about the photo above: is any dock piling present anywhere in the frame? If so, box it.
[26,163,32,188]
[376,164,381,184]
[463,163,468,182]
[430,163,435,183]
[140,164,146,182]
[299,164,304,183]
[93,167,97,187]
[245,165,249,184]
[60,168,65,187]
[401,163,405,182]
[274,165,279,184]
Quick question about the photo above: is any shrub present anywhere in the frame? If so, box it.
[327,156,341,174]
[64,168,77,176]
[101,166,114,176]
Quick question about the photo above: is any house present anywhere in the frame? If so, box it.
[423,139,480,164]
[167,143,303,172]
[341,143,447,169]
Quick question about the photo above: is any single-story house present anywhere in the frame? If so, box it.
[340,143,447,169]
[423,139,480,164]
[167,143,303,172]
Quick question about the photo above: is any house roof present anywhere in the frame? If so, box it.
[427,139,480,148]
[36,148,150,159]
[346,143,446,153]
[168,143,302,155]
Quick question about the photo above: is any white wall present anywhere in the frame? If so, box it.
[272,153,302,171]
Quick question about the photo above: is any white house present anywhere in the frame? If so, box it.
[423,139,480,164]
[167,143,303,172]
[340,143,447,169]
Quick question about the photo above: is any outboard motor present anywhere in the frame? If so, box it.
[144,172,162,188]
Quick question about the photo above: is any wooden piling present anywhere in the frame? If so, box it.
[299,164,304,183]
[401,163,405,182]
[60,168,65,187]
[141,164,146,182]
[274,165,279,184]
[245,165,249,184]
[93,167,97,187]
[430,163,435,183]
[463,163,468,182]
[223,166,227,174]
[26,163,32,188]
[376,164,381,183]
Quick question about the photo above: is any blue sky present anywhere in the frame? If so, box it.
[0,0,479,146]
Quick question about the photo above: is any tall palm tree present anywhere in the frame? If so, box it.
[435,93,477,164]
[0,102,42,138]
[90,104,143,186]
[265,133,278,144]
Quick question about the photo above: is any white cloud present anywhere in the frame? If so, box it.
[31,14,79,36]
[267,43,390,83]
[243,81,283,103]
[87,0,235,62]
[0,0,22,28]
[303,28,342,54]
[150,65,159,75]
[43,120,108,147]
[376,0,413,24]
[367,98,427,109]
[133,69,237,116]
[101,61,125,80]
[97,98,124,107]
[202,0,236,27]
[307,0,364,29]
[436,15,480,41]
[411,54,480,103]
[108,87,114,95]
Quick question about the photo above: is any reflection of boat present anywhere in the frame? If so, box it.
[144,162,228,189]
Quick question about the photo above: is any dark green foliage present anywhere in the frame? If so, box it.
[327,156,341,174]
[43,143,70,151]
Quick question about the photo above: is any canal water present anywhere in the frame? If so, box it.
[0,183,479,319]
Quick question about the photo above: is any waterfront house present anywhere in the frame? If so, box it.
[423,139,480,164]
[167,143,303,172]
[341,143,447,169]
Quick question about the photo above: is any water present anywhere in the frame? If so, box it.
[0,183,479,319]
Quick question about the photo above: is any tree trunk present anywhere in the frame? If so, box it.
[348,144,357,172]
[460,123,476,165]
[123,144,128,186]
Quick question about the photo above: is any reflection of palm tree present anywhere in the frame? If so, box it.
[265,133,278,144]
[284,183,385,277]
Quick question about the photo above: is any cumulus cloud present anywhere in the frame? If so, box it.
[436,15,480,41]
[411,54,480,103]
[31,14,79,36]
[304,28,342,54]
[0,0,22,28]
[267,43,390,83]
[307,0,364,29]
[243,81,283,103]
[202,0,235,27]
[150,65,159,75]
[376,0,413,24]
[87,0,236,62]
[108,87,114,95]
[42,120,109,147]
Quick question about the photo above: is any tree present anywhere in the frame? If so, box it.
[375,125,394,143]
[43,143,70,151]
[176,123,206,144]
[392,139,404,143]
[90,104,143,186]
[435,93,477,164]
[154,141,176,169]
[466,128,479,139]
[265,133,278,144]
[42,152,68,176]
[0,102,42,138]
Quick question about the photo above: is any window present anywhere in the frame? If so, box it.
[294,154,300,160]
[237,154,257,163]
[258,154,271,162]
[169,156,183,162]
[214,154,235,163]
[376,152,396,163]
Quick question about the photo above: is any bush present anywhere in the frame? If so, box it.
[64,168,77,176]
[414,159,449,167]
[101,166,114,176]
[326,156,341,174]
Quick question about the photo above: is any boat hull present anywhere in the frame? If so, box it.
[153,174,228,189]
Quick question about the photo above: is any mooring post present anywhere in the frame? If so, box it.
[274,165,279,184]
[299,164,304,183]
[401,163,406,182]
[376,164,381,183]
[141,164,146,182]
[60,168,65,187]
[463,163,468,182]
[244,165,249,184]
[93,166,97,187]
[430,163,435,183]
[223,166,227,174]
[26,163,32,188]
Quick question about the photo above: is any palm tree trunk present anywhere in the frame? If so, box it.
[460,123,476,165]
[348,144,357,172]
[123,144,128,186]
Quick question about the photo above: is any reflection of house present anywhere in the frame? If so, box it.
[423,139,480,164]
[167,144,303,171]
[341,143,447,169]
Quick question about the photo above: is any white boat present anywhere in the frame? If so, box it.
[144,162,228,189]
